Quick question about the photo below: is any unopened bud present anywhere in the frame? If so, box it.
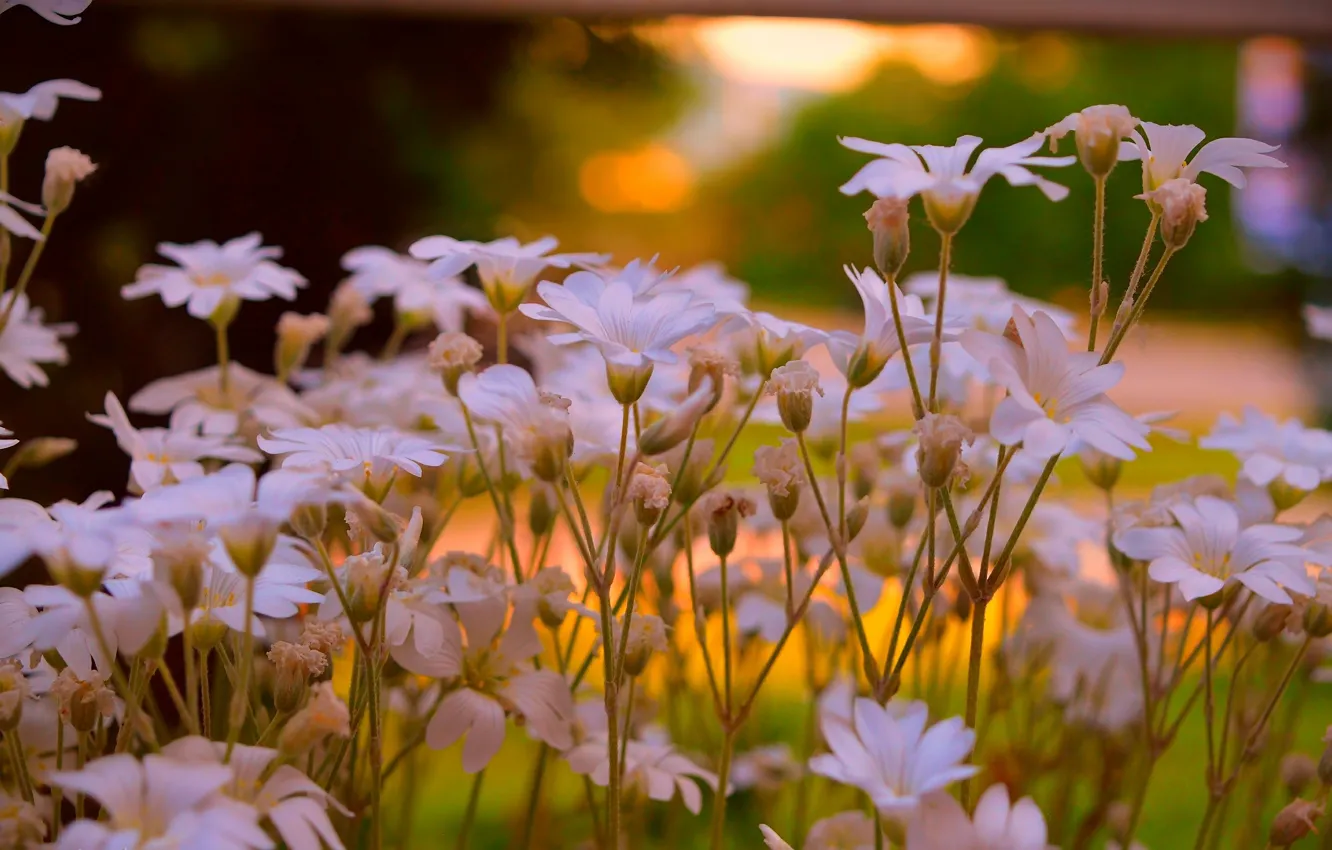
[1281,752,1318,797]
[626,463,672,527]
[1138,178,1207,250]
[1254,604,1293,641]
[754,439,804,521]
[529,483,557,537]
[275,312,330,381]
[845,498,869,543]
[347,496,400,543]
[1303,602,1332,638]
[41,146,96,216]
[700,491,755,558]
[1091,279,1110,319]
[622,613,668,677]
[887,487,917,529]
[864,197,911,277]
[1078,448,1121,492]
[427,332,484,395]
[268,641,328,713]
[327,280,373,354]
[913,413,972,490]
[1270,799,1322,847]
[767,360,822,433]
[50,669,114,734]
[4,436,76,475]
[639,379,715,456]
[291,502,328,541]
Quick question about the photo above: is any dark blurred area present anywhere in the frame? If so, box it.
[0,3,1329,505]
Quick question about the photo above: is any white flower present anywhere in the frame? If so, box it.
[809,697,977,816]
[0,291,75,387]
[0,0,92,25]
[520,267,717,370]
[566,737,718,814]
[90,392,262,492]
[902,272,1076,339]
[0,492,151,582]
[654,261,749,315]
[962,306,1149,461]
[343,245,486,331]
[122,232,307,320]
[49,753,271,850]
[839,133,1074,231]
[905,785,1052,850]
[408,233,606,313]
[161,737,350,850]
[1115,495,1314,603]
[827,266,940,384]
[0,189,44,240]
[130,363,313,437]
[1305,305,1332,342]
[726,310,828,376]
[1118,122,1285,191]
[259,423,453,485]
[1201,407,1332,493]
[0,78,100,122]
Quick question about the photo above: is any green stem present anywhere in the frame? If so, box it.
[456,768,486,850]
[0,214,54,337]
[380,317,410,361]
[1101,244,1176,365]
[519,744,551,850]
[1087,174,1107,351]
[496,312,509,364]
[200,648,212,738]
[961,596,988,810]
[224,577,256,760]
[709,730,736,850]
[928,233,952,411]
[883,269,925,418]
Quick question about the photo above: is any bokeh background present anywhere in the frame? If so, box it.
[3,5,1332,845]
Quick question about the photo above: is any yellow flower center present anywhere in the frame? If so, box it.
[190,272,232,288]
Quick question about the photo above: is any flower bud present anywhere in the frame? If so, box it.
[218,516,279,578]
[845,497,869,543]
[622,613,668,677]
[50,669,115,734]
[1303,602,1332,638]
[913,413,973,490]
[344,553,404,624]
[1280,752,1318,797]
[700,491,755,558]
[753,439,804,521]
[327,280,373,354]
[1078,447,1122,492]
[887,485,917,530]
[864,197,911,277]
[687,347,737,413]
[279,682,351,757]
[1046,105,1138,178]
[1254,604,1293,642]
[268,641,329,713]
[41,146,96,216]
[427,332,484,396]
[3,436,76,477]
[1138,178,1207,250]
[766,360,823,433]
[346,496,401,543]
[0,660,29,731]
[291,501,328,541]
[606,361,653,406]
[1091,279,1110,320]
[639,378,716,456]
[626,463,672,527]
[275,312,330,382]
[529,483,558,537]
[1270,799,1322,847]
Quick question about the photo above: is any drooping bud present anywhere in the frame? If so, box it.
[1280,752,1318,797]
[427,331,485,396]
[268,641,329,713]
[864,197,911,277]
[700,491,755,558]
[41,146,96,216]
[0,660,29,731]
[275,312,330,382]
[1269,799,1323,847]
[913,413,973,490]
[1137,178,1207,250]
[766,360,823,434]
[279,682,351,757]
[754,439,805,521]
[626,462,672,527]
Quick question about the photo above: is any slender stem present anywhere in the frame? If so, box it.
[718,553,734,714]
[380,317,410,361]
[1087,174,1107,351]
[496,312,509,364]
[456,768,486,850]
[1101,244,1176,364]
[928,233,952,411]
[709,730,736,850]
[458,402,524,580]
[961,596,988,810]
[0,214,55,337]
[519,744,551,850]
[6,733,33,803]
[215,318,231,395]
[0,152,10,294]
[613,526,651,683]
[1203,609,1216,783]
[883,269,925,418]
[200,648,212,738]
[224,577,256,760]
[52,718,63,840]
[597,579,622,848]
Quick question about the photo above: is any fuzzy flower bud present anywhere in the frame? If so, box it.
[0,661,29,731]
[622,613,669,677]
[42,146,96,215]
[626,463,672,527]
[343,552,405,623]
[268,641,329,712]
[639,378,716,456]
[688,346,737,413]
[864,197,911,276]
[1138,178,1207,250]
[1280,752,1318,797]
[49,668,115,733]
[700,490,755,558]
[327,280,373,354]
[428,331,485,395]
[913,413,973,489]
[275,312,329,381]
[300,620,344,657]
[279,682,351,756]
[1046,105,1139,177]
[767,360,823,434]
[529,482,558,537]
[4,436,76,476]
[753,438,805,521]
[1270,799,1322,847]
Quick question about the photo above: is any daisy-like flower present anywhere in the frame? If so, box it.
[90,392,262,492]
[1201,407,1332,498]
[827,266,941,388]
[520,266,717,398]
[962,305,1150,461]
[809,697,978,817]
[162,737,350,850]
[1118,122,1285,192]
[566,736,719,814]
[408,233,607,314]
[258,423,453,494]
[49,753,271,850]
[726,310,828,377]
[343,245,487,331]
[1115,495,1314,603]
[0,291,75,388]
[0,0,92,25]
[121,232,307,321]
[839,133,1075,233]
[457,363,574,462]
[0,491,151,583]
[130,363,313,437]
[0,78,100,123]
[905,785,1053,850]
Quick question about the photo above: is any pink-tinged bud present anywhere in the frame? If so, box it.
[1270,799,1322,846]
[1046,105,1139,177]
[1137,178,1207,249]
[913,413,973,489]
[275,312,330,382]
[42,146,96,215]
[427,331,485,395]
[700,490,755,558]
[766,360,823,433]
[864,197,911,276]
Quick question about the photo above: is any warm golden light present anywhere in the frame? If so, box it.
[578,143,696,213]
